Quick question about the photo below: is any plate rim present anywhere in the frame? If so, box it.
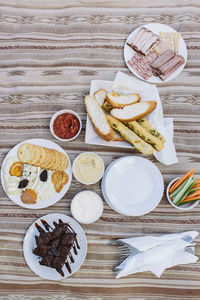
[1,138,72,209]
[102,156,164,216]
[23,213,87,280]
[124,22,188,83]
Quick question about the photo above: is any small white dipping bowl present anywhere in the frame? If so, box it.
[72,152,105,185]
[50,109,82,142]
[71,191,104,224]
[166,177,199,211]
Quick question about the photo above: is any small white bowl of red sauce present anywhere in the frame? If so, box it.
[50,109,82,142]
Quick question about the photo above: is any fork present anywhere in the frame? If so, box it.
[111,235,195,260]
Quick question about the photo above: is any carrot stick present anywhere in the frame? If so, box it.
[185,190,200,197]
[187,190,200,196]
[193,184,200,188]
[182,196,200,203]
[181,198,199,205]
[169,169,195,194]
[194,179,200,185]
[182,191,200,202]
[183,195,200,202]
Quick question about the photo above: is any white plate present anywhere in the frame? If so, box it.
[1,138,72,209]
[23,213,87,280]
[124,23,187,83]
[102,156,164,216]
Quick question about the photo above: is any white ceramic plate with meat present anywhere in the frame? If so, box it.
[124,23,187,83]
[102,156,164,216]
[23,213,87,280]
[1,138,72,209]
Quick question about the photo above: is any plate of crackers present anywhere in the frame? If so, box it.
[1,138,72,209]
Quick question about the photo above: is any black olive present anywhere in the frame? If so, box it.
[40,170,48,182]
[18,179,29,189]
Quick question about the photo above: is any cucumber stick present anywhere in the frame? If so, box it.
[172,177,194,204]
[169,178,190,198]
[176,182,196,206]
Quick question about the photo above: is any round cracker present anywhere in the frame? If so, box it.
[31,145,42,165]
[45,149,57,170]
[53,150,63,170]
[40,148,52,169]
[18,143,36,164]
[57,154,68,171]
[34,146,46,167]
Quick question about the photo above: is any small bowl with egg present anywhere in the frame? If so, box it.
[71,190,103,224]
[50,109,82,142]
[72,152,105,185]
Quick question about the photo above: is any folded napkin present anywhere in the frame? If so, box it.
[115,231,199,278]
[112,71,178,165]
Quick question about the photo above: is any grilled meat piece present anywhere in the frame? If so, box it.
[33,221,79,277]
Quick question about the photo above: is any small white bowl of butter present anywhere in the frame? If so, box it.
[71,191,103,224]
[72,152,105,185]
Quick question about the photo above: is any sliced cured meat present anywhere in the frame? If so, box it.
[159,54,184,74]
[153,40,168,55]
[150,49,175,69]
[159,56,185,80]
[141,35,159,54]
[136,30,154,50]
[128,27,146,49]
[128,49,159,80]
[127,27,159,55]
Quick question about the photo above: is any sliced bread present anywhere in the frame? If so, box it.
[94,89,107,106]
[106,93,141,108]
[124,120,164,151]
[111,101,157,121]
[85,95,115,141]
[137,117,165,143]
[107,115,154,155]
[111,91,120,97]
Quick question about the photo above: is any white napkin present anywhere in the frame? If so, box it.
[115,231,199,278]
[118,231,199,251]
[111,71,178,165]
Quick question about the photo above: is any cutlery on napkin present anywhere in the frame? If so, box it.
[114,231,199,278]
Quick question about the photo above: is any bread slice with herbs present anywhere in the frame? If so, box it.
[137,117,165,143]
[124,120,164,151]
[106,93,141,108]
[107,115,154,155]
[85,95,115,141]
[110,101,157,121]
[94,89,107,107]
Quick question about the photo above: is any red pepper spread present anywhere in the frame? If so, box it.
[53,113,80,139]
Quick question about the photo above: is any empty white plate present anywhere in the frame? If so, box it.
[102,156,164,216]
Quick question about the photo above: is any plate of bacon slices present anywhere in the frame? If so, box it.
[124,23,187,83]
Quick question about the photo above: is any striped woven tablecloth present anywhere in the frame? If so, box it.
[0,0,200,299]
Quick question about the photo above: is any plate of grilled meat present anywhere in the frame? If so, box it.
[124,23,187,83]
[23,213,87,280]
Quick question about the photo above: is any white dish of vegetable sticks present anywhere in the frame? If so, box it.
[166,170,200,211]
[124,23,187,83]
